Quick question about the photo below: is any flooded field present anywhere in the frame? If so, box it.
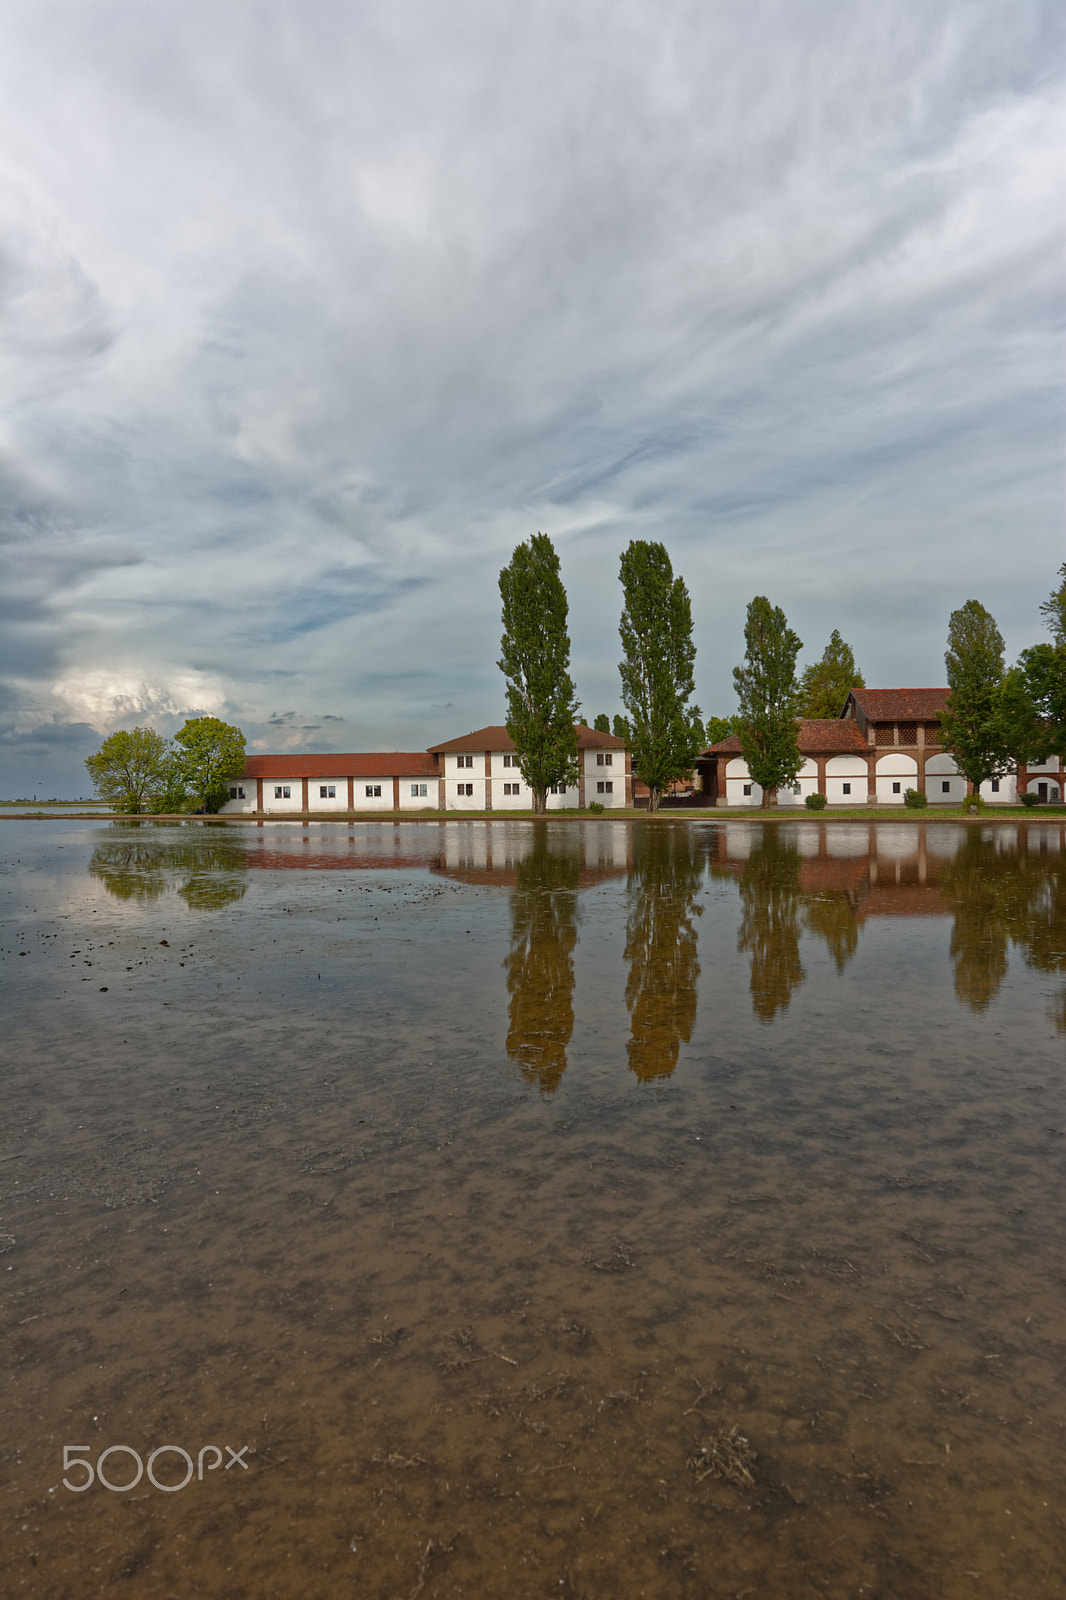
[1,817,1063,1600]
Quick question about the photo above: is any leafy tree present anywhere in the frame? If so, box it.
[84,727,171,813]
[703,714,740,747]
[174,716,247,813]
[498,533,581,814]
[617,540,703,812]
[593,713,610,734]
[798,628,864,719]
[612,714,630,741]
[504,825,580,1092]
[1020,563,1066,767]
[940,601,1015,798]
[732,596,804,807]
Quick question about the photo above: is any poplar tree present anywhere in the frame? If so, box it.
[498,533,580,814]
[940,600,1014,799]
[732,596,804,807]
[618,541,703,812]
[798,628,864,719]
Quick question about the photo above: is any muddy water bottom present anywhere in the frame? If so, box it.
[1,819,1064,1599]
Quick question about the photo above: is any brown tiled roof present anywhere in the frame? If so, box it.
[242,752,438,780]
[428,724,627,754]
[846,689,948,721]
[702,719,870,757]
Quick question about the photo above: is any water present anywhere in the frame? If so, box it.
[2,818,1063,1599]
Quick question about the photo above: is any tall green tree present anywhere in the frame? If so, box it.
[732,597,804,807]
[1020,563,1066,768]
[593,713,611,733]
[498,533,581,814]
[612,714,630,741]
[84,727,171,813]
[940,600,1015,799]
[617,540,703,812]
[703,714,740,747]
[174,716,247,813]
[798,628,864,719]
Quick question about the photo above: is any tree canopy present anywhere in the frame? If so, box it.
[593,713,610,734]
[173,716,247,813]
[940,600,1015,798]
[617,540,703,811]
[84,726,172,813]
[498,533,580,813]
[1021,563,1066,766]
[797,629,864,719]
[732,597,804,806]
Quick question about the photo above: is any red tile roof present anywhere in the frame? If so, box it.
[845,689,948,721]
[428,724,627,754]
[703,719,870,756]
[242,752,438,780]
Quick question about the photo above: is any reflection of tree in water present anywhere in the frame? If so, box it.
[624,829,703,1080]
[503,826,580,1092]
[803,893,860,972]
[89,825,248,910]
[735,831,804,1021]
[941,831,1066,1026]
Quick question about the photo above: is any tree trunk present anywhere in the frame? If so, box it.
[532,788,548,815]
[760,785,778,809]
[646,788,661,813]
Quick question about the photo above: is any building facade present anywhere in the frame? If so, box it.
[218,725,632,814]
[699,688,1062,806]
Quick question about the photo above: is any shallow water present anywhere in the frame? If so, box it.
[1,817,1063,1600]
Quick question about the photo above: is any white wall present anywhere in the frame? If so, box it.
[875,753,918,805]
[824,755,868,805]
[584,748,624,807]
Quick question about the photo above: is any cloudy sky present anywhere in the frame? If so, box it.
[1,0,1062,795]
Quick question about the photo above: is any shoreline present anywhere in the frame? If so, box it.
[2,806,1064,825]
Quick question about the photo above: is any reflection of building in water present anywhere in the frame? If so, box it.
[624,830,704,1080]
[710,822,1065,1026]
[89,826,249,910]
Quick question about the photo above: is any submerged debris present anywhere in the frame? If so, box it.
[688,1426,757,1489]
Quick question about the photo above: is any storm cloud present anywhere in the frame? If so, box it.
[1,0,1061,793]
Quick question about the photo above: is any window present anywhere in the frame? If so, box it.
[793,784,801,795]
[229,786,245,800]
[549,785,564,795]
[274,786,282,798]
[596,780,613,795]
[892,782,901,795]
[503,782,517,795]
[458,782,474,796]
[457,754,474,769]
[990,779,1000,793]
[842,783,851,795]
[274,785,291,799]
[503,754,513,768]
[742,784,752,796]
[319,785,336,798]
[942,781,950,793]
[596,752,613,767]
[410,783,428,797]
[366,784,381,797]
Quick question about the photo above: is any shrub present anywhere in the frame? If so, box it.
[1020,791,1040,807]
[586,800,605,814]
[804,792,827,810]
[903,788,927,809]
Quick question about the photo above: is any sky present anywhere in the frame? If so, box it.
[1,0,1062,796]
